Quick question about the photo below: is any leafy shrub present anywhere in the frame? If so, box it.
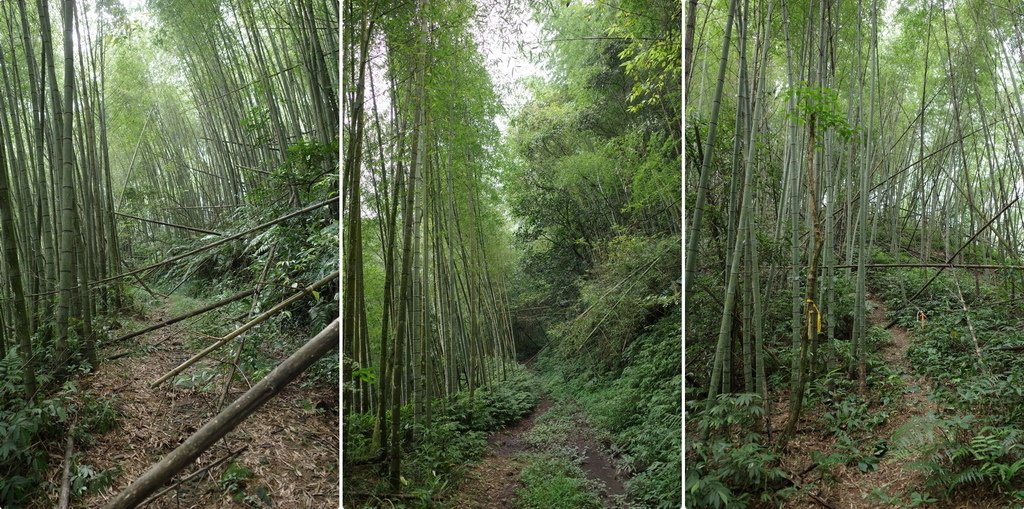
[686,393,790,508]
[449,360,538,432]
[907,415,1024,498]
[220,460,255,501]
[0,352,73,506]
[408,417,486,486]
[550,233,679,366]
[70,463,120,498]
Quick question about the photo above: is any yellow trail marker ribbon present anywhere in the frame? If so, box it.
[806,298,822,334]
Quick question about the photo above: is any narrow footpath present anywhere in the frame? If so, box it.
[450,391,629,508]
[42,298,338,508]
[777,295,937,508]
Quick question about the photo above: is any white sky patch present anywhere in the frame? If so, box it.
[472,0,549,134]
[120,0,146,11]
[878,0,900,45]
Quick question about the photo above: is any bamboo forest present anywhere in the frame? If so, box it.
[0,0,340,506]
[341,0,681,507]
[683,0,1024,507]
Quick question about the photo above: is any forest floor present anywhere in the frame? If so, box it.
[449,391,629,508]
[777,296,937,508]
[40,297,338,508]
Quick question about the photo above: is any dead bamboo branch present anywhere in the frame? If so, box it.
[885,195,1020,329]
[111,288,257,345]
[218,247,278,410]
[150,271,338,387]
[952,278,989,374]
[833,263,1024,270]
[102,319,339,509]
[115,211,225,237]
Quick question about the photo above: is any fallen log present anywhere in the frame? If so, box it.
[150,271,338,387]
[58,433,74,509]
[110,288,257,345]
[101,319,339,509]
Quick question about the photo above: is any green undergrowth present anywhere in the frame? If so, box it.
[0,374,121,506]
[685,393,792,508]
[867,263,1024,503]
[536,308,681,508]
[343,360,539,508]
[518,452,603,509]
[685,303,903,506]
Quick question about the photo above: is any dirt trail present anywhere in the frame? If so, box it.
[867,297,935,416]
[42,299,338,508]
[779,296,938,508]
[449,394,628,508]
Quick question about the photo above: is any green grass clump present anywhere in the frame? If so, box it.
[518,453,602,509]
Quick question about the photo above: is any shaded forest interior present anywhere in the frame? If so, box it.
[685,0,1024,507]
[342,0,681,508]
[0,0,340,507]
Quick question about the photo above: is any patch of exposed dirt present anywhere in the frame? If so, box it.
[565,417,628,507]
[40,299,338,508]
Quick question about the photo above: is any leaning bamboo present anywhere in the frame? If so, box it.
[114,211,224,236]
[150,271,338,387]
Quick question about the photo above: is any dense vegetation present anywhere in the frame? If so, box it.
[685,0,1024,506]
[342,0,680,507]
[0,0,338,506]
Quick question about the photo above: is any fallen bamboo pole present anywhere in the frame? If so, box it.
[833,263,1024,270]
[885,195,1020,329]
[90,196,338,287]
[150,271,338,387]
[139,445,248,506]
[101,319,339,509]
[57,433,74,509]
[110,288,257,345]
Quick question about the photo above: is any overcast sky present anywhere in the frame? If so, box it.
[472,0,548,132]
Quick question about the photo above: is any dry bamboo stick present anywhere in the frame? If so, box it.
[115,211,225,236]
[110,288,257,344]
[90,196,338,287]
